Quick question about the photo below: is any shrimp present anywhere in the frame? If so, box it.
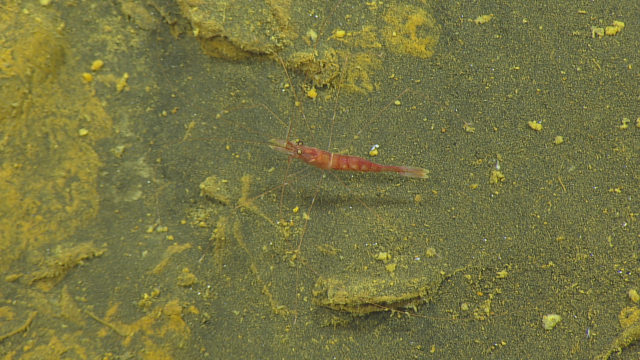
[268,138,429,178]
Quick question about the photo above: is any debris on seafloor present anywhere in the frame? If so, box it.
[596,306,640,359]
[312,272,445,315]
[25,242,106,291]
[490,170,505,184]
[0,311,37,342]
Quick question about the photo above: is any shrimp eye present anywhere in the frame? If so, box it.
[296,149,302,155]
[297,140,304,146]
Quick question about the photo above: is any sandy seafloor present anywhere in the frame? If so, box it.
[1,0,639,359]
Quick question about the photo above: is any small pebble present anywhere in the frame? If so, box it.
[306,88,317,99]
[116,73,129,92]
[385,263,397,272]
[542,314,562,330]
[528,121,543,131]
[91,60,104,71]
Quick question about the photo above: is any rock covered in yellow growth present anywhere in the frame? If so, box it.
[0,2,112,273]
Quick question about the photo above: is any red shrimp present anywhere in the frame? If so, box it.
[269,139,429,178]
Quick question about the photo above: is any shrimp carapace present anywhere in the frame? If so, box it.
[269,139,429,179]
